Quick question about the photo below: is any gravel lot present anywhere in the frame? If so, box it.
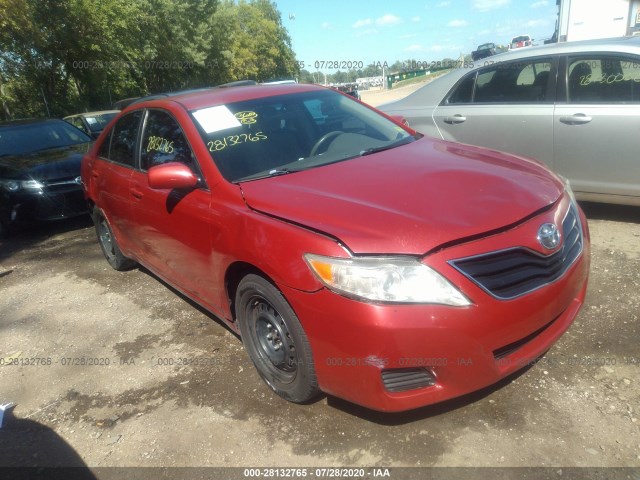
[1,203,639,474]
[1,83,639,476]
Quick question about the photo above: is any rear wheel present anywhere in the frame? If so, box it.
[93,210,136,271]
[236,274,319,403]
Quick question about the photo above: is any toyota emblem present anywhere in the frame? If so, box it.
[537,223,561,250]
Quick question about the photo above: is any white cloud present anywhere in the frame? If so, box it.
[400,33,419,39]
[376,14,402,26]
[525,19,547,27]
[437,1,451,7]
[474,0,510,11]
[411,16,421,23]
[447,19,469,27]
[531,0,549,7]
[353,14,401,28]
[352,18,372,28]
[405,44,425,52]
[321,22,333,30]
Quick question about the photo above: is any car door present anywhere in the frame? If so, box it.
[91,111,142,254]
[432,57,557,168]
[128,108,214,302]
[553,54,640,201]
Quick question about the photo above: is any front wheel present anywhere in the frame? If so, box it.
[236,274,319,403]
[93,210,136,271]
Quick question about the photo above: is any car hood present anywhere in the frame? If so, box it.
[239,138,564,255]
[0,143,90,180]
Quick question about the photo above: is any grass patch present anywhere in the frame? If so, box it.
[391,70,452,89]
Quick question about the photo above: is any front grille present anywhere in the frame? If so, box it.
[450,204,583,300]
[381,368,436,393]
[45,176,82,193]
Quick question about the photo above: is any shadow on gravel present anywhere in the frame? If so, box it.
[0,410,96,478]
[579,201,640,224]
[0,215,93,263]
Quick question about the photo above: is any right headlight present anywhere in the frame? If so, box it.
[304,253,471,306]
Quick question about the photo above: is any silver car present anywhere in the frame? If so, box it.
[381,36,640,206]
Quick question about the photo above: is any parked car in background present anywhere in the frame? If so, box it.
[471,42,497,61]
[332,83,360,100]
[380,36,640,206]
[63,110,119,139]
[509,35,533,49]
[0,119,92,235]
[82,82,589,412]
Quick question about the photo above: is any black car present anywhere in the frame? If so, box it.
[0,119,92,235]
[471,42,497,61]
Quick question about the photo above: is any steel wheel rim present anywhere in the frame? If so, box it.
[98,219,115,260]
[249,296,297,381]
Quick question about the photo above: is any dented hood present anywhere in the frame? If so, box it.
[239,137,564,255]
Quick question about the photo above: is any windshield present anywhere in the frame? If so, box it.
[0,121,92,156]
[191,89,415,182]
[85,112,118,132]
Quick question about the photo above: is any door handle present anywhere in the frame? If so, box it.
[560,114,592,125]
[444,115,467,124]
[131,189,143,199]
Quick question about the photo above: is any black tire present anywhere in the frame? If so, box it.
[235,274,319,403]
[93,209,136,271]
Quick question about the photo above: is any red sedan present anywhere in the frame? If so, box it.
[81,83,589,412]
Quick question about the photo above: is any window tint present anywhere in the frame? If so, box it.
[568,57,640,103]
[140,110,196,171]
[474,60,552,103]
[110,111,142,167]
[97,129,112,158]
[447,73,476,104]
[69,117,86,133]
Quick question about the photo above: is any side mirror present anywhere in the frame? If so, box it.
[148,162,199,190]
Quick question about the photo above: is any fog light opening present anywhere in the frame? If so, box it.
[381,368,437,393]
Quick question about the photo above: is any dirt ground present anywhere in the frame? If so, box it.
[1,205,639,473]
[1,82,639,475]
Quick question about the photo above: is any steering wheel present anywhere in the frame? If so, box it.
[309,131,343,156]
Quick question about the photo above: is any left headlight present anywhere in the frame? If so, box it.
[304,253,471,306]
[0,179,44,192]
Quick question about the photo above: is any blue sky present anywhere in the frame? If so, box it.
[273,0,559,71]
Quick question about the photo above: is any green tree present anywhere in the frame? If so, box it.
[210,0,297,82]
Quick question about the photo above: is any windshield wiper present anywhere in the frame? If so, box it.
[236,167,298,182]
[359,137,414,157]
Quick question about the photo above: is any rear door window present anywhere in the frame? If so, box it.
[567,56,640,103]
[109,111,142,167]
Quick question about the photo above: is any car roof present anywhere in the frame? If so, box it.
[125,82,327,112]
[383,36,640,109]
[497,35,640,61]
[64,110,120,120]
